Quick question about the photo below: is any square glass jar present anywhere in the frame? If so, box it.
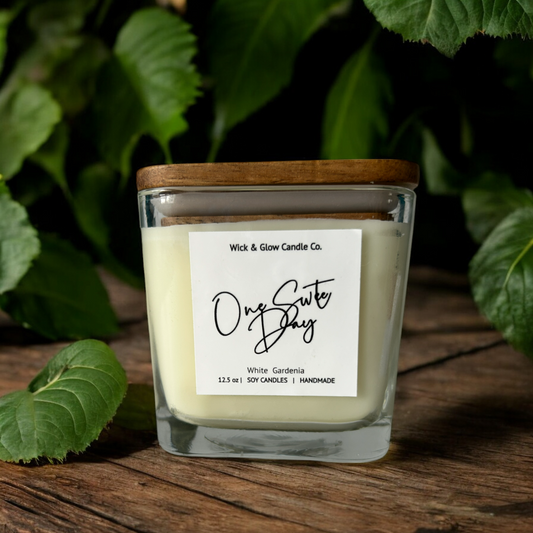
[137,160,418,463]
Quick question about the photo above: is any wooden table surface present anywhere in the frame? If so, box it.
[1,266,532,533]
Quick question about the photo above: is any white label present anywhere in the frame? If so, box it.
[189,229,362,396]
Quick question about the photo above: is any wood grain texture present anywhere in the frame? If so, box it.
[1,267,532,533]
[136,159,420,190]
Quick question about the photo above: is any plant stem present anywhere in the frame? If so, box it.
[207,134,223,163]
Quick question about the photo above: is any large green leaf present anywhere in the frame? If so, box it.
[89,57,144,178]
[470,207,533,358]
[115,8,200,155]
[321,40,391,159]
[91,8,200,173]
[0,339,127,463]
[0,83,61,178]
[0,182,40,294]
[364,0,533,57]
[209,0,348,158]
[0,233,118,340]
[462,174,533,243]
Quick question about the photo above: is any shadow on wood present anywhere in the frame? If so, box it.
[392,391,533,462]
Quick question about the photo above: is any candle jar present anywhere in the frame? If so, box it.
[137,160,418,463]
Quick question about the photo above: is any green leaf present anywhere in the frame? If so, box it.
[364,0,533,57]
[45,35,109,116]
[73,163,115,251]
[8,0,94,88]
[27,0,96,38]
[321,38,392,159]
[71,163,143,288]
[7,2,105,116]
[470,207,533,358]
[421,128,464,195]
[100,252,144,291]
[209,0,348,159]
[462,174,533,243]
[0,339,127,463]
[0,184,40,294]
[91,8,200,173]
[0,83,62,178]
[0,233,118,340]
[89,57,144,178]
[113,384,156,431]
[115,8,200,156]
[29,121,69,193]
[0,9,12,76]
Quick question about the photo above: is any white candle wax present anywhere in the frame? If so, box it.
[142,217,410,430]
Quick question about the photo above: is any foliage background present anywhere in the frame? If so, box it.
[1,0,533,357]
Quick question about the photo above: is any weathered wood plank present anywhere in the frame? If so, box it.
[398,330,504,373]
[1,448,317,533]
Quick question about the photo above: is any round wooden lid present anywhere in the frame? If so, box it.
[137,159,419,191]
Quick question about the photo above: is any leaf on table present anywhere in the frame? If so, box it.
[90,7,201,174]
[0,83,62,179]
[0,184,40,294]
[0,233,118,340]
[470,207,533,358]
[114,384,156,431]
[321,41,391,159]
[0,339,127,463]
[363,0,533,58]
[209,0,348,156]
[462,174,533,244]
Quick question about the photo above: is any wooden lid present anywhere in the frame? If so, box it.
[136,160,419,191]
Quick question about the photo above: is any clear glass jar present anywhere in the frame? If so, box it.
[137,160,418,462]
